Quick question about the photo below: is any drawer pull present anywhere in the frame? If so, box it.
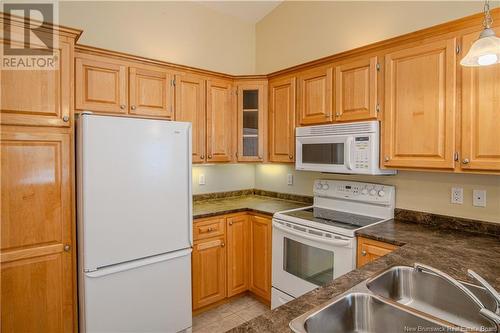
[361,250,367,256]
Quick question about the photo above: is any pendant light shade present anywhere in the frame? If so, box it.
[460,0,500,67]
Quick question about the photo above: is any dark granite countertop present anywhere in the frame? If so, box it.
[193,195,310,219]
[229,216,500,333]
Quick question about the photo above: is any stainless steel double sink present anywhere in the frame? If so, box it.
[290,265,498,333]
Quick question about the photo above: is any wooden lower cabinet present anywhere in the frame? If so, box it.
[192,213,271,311]
[192,236,227,310]
[357,237,398,268]
[249,215,272,302]
[226,215,249,297]
[1,126,76,332]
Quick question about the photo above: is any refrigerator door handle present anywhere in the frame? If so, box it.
[187,124,193,247]
[86,249,192,278]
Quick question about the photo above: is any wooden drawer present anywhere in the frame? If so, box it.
[357,237,398,268]
[193,217,226,241]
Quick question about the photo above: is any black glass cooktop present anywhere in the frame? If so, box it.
[280,207,383,230]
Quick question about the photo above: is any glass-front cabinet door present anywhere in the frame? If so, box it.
[236,82,267,161]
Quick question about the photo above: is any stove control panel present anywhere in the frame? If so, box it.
[313,179,394,205]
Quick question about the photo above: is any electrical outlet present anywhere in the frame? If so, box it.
[473,190,486,207]
[451,187,463,204]
[198,174,205,185]
[287,173,293,185]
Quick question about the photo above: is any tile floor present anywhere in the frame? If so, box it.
[192,295,269,333]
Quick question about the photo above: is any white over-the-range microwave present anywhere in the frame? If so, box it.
[295,120,396,175]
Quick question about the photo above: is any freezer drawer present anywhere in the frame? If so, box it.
[80,249,192,333]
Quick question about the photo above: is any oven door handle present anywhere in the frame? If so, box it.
[272,221,352,247]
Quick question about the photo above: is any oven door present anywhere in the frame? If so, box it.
[295,135,354,173]
[272,219,355,298]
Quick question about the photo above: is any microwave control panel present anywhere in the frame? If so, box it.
[353,136,370,170]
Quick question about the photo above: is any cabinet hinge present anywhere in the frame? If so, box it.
[456,45,461,55]
[171,79,176,86]
[454,152,459,161]
[376,103,381,113]
[376,63,381,71]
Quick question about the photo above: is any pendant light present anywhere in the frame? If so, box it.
[460,0,500,67]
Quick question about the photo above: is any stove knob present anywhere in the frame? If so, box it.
[322,184,330,190]
[369,189,377,196]
[378,190,385,197]
[361,188,368,195]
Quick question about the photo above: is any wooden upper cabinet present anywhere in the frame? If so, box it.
[460,28,500,172]
[226,215,249,297]
[237,83,267,162]
[129,66,173,118]
[174,74,206,163]
[1,127,75,332]
[382,38,457,170]
[75,55,128,114]
[249,215,272,302]
[1,37,72,127]
[334,56,378,122]
[269,77,296,162]
[297,67,333,125]
[192,236,226,310]
[206,79,235,162]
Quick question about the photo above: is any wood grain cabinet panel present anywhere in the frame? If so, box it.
[174,74,206,163]
[334,56,378,122]
[1,38,72,127]
[382,38,457,170]
[357,237,398,268]
[269,77,296,162]
[461,28,500,172]
[297,67,333,125]
[129,66,173,118]
[1,128,74,332]
[249,215,271,302]
[206,79,234,162]
[226,215,249,297]
[75,56,128,114]
[192,236,226,310]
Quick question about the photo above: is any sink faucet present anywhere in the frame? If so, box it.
[414,263,500,326]
[468,269,500,321]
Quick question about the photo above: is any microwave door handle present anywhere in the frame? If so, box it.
[345,137,354,170]
[272,221,351,247]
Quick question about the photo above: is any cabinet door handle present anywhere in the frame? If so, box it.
[221,242,225,248]
[64,244,71,252]
[120,104,126,110]
[289,154,293,159]
[229,221,233,226]
[462,158,470,165]
[384,156,390,162]
[361,250,367,256]
[208,155,212,159]
[131,105,137,110]
[200,155,205,160]
[62,115,70,122]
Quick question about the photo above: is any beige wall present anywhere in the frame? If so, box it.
[255,164,500,224]
[255,1,488,73]
[59,1,255,75]
[193,164,255,194]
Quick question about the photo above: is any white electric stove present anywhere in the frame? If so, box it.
[271,179,395,309]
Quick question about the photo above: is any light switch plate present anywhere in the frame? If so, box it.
[287,173,293,185]
[198,174,205,185]
[451,187,463,204]
[473,190,486,207]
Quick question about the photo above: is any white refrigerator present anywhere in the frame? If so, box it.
[77,114,193,333]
